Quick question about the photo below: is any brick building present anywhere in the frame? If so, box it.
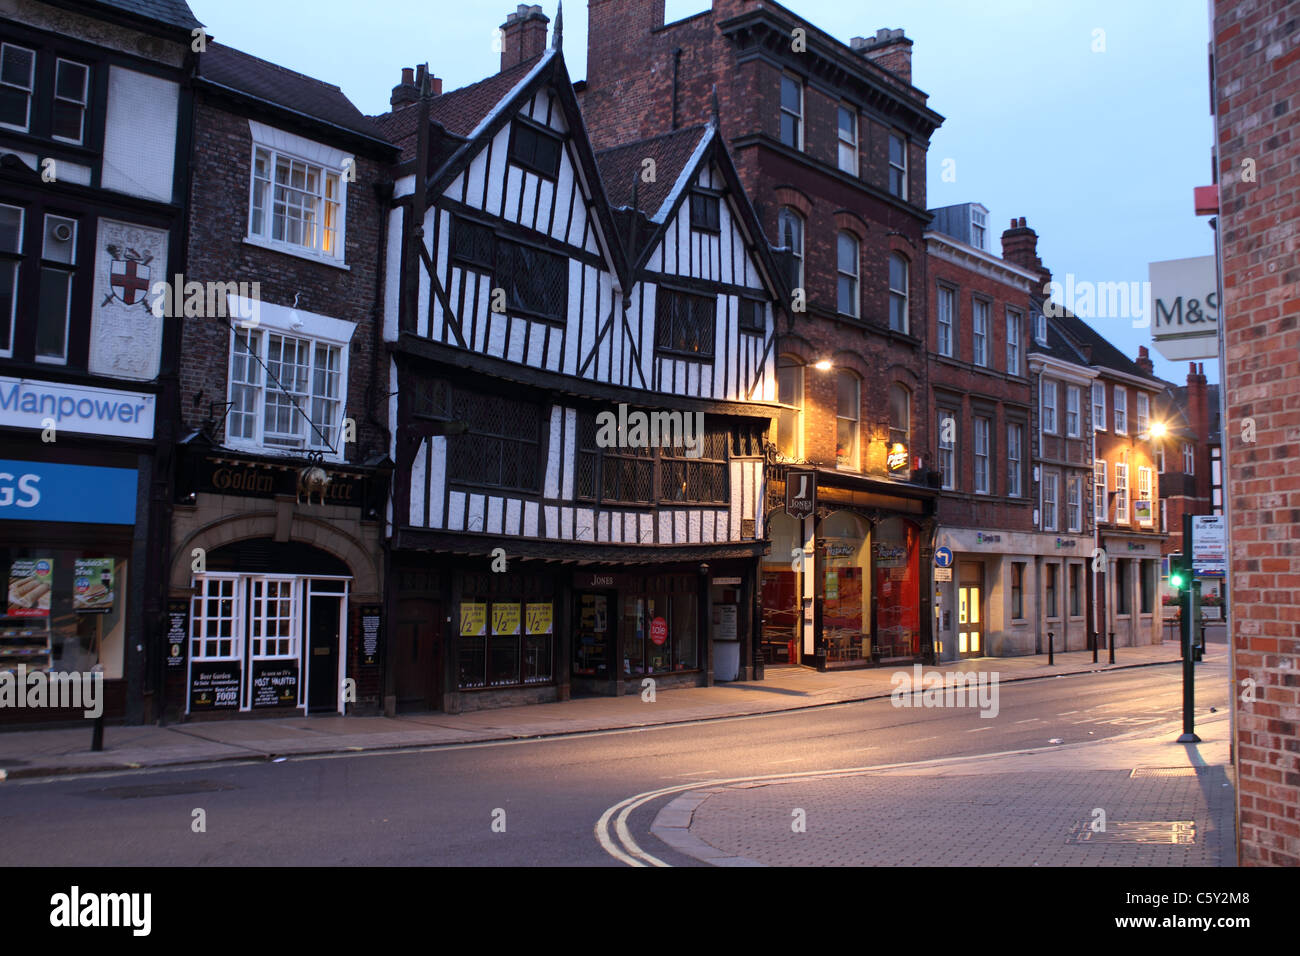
[926,206,1044,660]
[167,42,396,719]
[1211,0,1300,867]
[580,0,945,669]
[0,0,198,724]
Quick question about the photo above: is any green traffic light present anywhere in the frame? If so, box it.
[1170,571,1186,589]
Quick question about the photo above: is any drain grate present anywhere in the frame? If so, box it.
[1067,821,1196,844]
[1130,767,1211,778]
[80,779,239,800]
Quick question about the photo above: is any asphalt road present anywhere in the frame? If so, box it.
[1,662,1229,866]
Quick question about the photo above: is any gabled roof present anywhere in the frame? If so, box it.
[372,56,544,162]
[85,0,201,31]
[597,126,710,218]
[1050,309,1159,382]
[1036,315,1092,367]
[198,43,392,147]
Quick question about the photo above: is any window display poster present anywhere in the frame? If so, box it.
[460,602,486,637]
[74,558,115,614]
[166,600,188,670]
[492,603,521,636]
[361,605,381,666]
[251,660,299,709]
[713,604,738,641]
[190,662,241,710]
[526,603,553,635]
[7,558,52,618]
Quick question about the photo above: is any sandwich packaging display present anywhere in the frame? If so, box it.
[74,558,115,614]
[7,559,53,618]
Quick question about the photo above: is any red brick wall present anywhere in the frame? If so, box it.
[181,100,388,462]
[1213,0,1300,867]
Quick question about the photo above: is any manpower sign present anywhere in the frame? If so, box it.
[0,377,155,439]
[1149,255,1219,362]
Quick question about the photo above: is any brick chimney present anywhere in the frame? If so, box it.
[1001,217,1052,290]
[852,29,914,84]
[501,4,550,72]
[1135,346,1154,375]
[391,67,442,108]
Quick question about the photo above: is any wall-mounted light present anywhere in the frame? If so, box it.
[814,360,833,372]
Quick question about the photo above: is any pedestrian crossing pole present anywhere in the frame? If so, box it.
[1177,514,1201,743]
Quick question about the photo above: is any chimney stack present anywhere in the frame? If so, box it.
[391,66,441,108]
[501,4,550,72]
[1001,217,1052,290]
[851,28,914,84]
[1136,346,1154,375]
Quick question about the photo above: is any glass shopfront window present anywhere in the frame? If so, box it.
[761,512,802,664]
[1,544,128,682]
[621,574,697,676]
[821,511,871,666]
[458,572,554,690]
[874,517,921,659]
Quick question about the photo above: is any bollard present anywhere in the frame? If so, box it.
[1092,630,1099,664]
[1108,631,1115,665]
[91,713,104,752]
[1048,631,1054,666]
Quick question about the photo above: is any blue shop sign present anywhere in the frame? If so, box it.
[0,459,137,525]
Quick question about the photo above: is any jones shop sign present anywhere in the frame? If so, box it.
[786,471,816,520]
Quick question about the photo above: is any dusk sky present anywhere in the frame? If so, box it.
[190,0,1217,383]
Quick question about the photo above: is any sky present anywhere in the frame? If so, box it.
[189,0,1218,384]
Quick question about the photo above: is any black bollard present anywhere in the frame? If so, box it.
[91,713,104,752]
[1092,630,1099,664]
[1048,631,1054,666]
[1108,630,1115,665]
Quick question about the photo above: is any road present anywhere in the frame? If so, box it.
[0,663,1229,866]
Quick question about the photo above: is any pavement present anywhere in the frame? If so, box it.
[0,640,1227,782]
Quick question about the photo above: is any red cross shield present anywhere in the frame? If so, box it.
[109,258,152,306]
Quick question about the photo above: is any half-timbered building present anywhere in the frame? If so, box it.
[376,14,787,713]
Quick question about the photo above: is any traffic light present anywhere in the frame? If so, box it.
[1168,552,1186,590]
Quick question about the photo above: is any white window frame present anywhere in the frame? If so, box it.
[1042,380,1057,434]
[1114,461,1129,523]
[0,202,23,358]
[1007,423,1022,497]
[973,416,990,494]
[1042,471,1058,532]
[1094,459,1107,521]
[52,57,89,145]
[775,357,804,461]
[888,132,908,199]
[36,214,77,365]
[1183,442,1195,475]
[939,411,957,491]
[1136,391,1150,435]
[1067,476,1082,532]
[246,121,350,265]
[837,232,859,318]
[1005,308,1022,376]
[1137,466,1154,528]
[1156,445,1165,474]
[1092,381,1106,431]
[0,43,35,133]
[889,254,909,333]
[972,298,988,367]
[937,285,955,357]
[248,577,301,661]
[224,295,355,462]
[1035,311,1047,345]
[1066,385,1080,437]
[1161,498,1168,533]
[190,574,244,662]
[970,206,987,251]
[837,104,858,175]
[1114,385,1128,435]
[780,73,803,151]
[836,370,860,471]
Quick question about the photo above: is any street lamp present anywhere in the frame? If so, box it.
[814,360,833,372]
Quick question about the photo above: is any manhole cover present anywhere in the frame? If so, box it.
[80,779,239,800]
[1130,767,1211,778]
[1067,821,1196,844]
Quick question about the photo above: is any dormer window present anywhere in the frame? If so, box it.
[689,193,720,234]
[508,120,562,180]
[1035,311,1047,345]
[970,206,987,250]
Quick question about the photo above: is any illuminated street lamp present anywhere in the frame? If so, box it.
[814,360,833,372]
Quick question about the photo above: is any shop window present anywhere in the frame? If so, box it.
[1140,560,1155,614]
[761,513,802,665]
[873,517,919,659]
[2,548,128,682]
[1117,559,1132,615]
[1070,564,1082,617]
[249,578,298,659]
[655,287,715,360]
[836,371,860,470]
[191,575,241,661]
[1011,562,1025,620]
[1045,564,1058,619]
[458,587,554,689]
[623,575,698,675]
[822,511,871,664]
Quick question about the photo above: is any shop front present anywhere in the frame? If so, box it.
[0,448,144,723]
[169,447,387,720]
[763,468,936,671]
[1099,531,1165,648]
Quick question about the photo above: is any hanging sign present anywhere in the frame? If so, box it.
[786,470,816,520]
